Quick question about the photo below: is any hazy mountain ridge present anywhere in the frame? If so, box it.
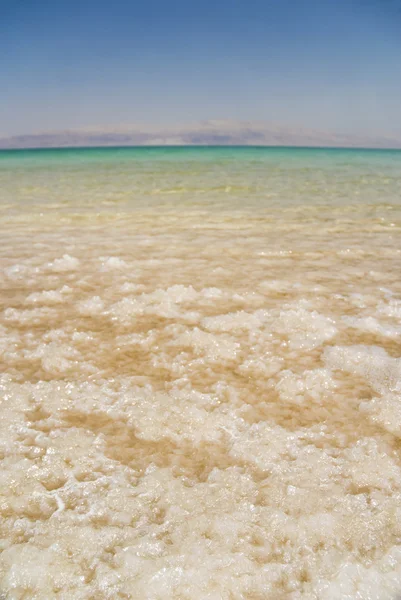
[1,121,401,149]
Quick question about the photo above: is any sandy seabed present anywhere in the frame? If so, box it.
[1,196,401,599]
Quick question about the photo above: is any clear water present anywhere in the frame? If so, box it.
[1,146,401,214]
[1,147,401,599]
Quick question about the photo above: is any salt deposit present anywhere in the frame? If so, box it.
[1,147,401,599]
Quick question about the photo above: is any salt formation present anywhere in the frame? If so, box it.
[1,242,401,599]
[1,148,401,598]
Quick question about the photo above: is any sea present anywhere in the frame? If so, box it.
[1,146,401,599]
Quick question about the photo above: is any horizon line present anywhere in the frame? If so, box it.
[1,144,401,153]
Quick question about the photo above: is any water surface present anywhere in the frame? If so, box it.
[1,147,401,599]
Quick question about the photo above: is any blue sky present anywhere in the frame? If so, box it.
[1,0,401,137]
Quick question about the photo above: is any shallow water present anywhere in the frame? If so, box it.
[1,147,401,599]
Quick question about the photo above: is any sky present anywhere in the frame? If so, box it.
[1,0,401,139]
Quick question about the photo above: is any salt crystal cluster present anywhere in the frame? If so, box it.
[1,169,401,599]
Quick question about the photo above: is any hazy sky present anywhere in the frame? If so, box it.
[1,0,401,137]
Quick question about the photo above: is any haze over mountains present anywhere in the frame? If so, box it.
[1,120,401,149]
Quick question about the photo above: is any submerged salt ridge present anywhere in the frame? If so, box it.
[1,148,401,599]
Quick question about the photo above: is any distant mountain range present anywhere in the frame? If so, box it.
[1,120,401,149]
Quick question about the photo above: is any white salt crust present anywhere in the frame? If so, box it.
[1,243,401,600]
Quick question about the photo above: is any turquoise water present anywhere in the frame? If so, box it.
[1,146,401,216]
[2,145,401,160]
